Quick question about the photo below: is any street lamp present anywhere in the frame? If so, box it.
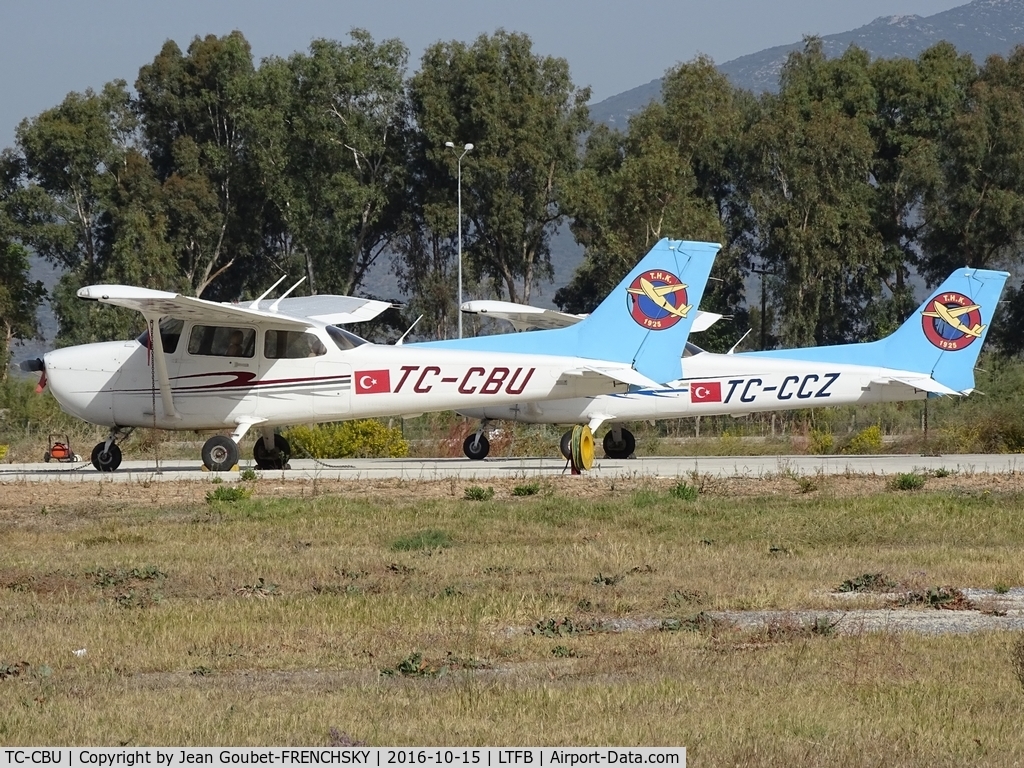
[445,141,473,338]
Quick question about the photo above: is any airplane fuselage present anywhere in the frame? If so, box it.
[457,352,930,426]
[43,329,628,431]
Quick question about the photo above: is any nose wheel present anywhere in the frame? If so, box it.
[202,435,240,472]
[91,442,123,472]
[463,433,490,460]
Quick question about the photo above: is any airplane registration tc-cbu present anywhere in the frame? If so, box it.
[455,267,1009,460]
[21,240,720,472]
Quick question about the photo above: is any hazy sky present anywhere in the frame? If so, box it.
[2,0,966,149]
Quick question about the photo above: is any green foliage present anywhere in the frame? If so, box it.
[239,466,258,482]
[390,529,452,551]
[844,425,884,454]
[890,473,926,491]
[283,420,409,459]
[512,482,541,497]
[809,430,835,455]
[669,481,699,501]
[837,573,896,593]
[205,486,252,504]
[463,486,494,501]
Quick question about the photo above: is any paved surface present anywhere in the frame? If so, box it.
[2,453,1022,482]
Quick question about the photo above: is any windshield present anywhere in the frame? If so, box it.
[135,317,184,354]
[326,325,369,351]
[683,341,706,358]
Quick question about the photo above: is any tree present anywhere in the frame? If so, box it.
[0,208,44,377]
[409,30,591,305]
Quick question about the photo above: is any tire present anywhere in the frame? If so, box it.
[44,452,51,463]
[202,435,239,472]
[254,434,291,470]
[603,428,636,459]
[559,430,573,461]
[463,433,490,460]
[91,442,123,472]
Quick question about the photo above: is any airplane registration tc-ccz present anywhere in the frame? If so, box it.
[22,240,721,472]
[456,267,1010,460]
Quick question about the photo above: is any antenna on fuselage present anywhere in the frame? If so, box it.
[248,275,289,309]
[395,315,424,345]
[269,277,307,312]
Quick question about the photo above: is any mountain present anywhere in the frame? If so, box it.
[590,0,1024,128]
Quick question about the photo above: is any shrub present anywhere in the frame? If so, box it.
[512,481,541,497]
[669,481,698,501]
[464,486,494,501]
[283,420,408,459]
[206,486,251,503]
[809,429,834,455]
[844,425,884,454]
[889,472,926,491]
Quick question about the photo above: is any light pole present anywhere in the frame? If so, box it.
[445,141,473,338]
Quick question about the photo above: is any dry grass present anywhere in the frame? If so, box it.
[1,475,1024,762]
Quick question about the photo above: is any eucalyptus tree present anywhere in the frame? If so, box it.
[0,210,44,376]
[737,40,883,347]
[408,30,591,305]
[557,56,747,350]
[135,31,261,300]
[245,31,411,298]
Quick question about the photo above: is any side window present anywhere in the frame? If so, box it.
[187,326,256,358]
[136,318,184,354]
[264,330,327,359]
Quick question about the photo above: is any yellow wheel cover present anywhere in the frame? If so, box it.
[571,425,595,471]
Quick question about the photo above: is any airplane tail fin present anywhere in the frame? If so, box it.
[571,239,720,382]
[879,268,1008,393]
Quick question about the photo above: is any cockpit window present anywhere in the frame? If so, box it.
[265,330,327,359]
[683,341,706,358]
[187,325,256,358]
[136,317,184,354]
[326,325,368,351]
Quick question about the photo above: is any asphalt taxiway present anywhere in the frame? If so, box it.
[1,453,1021,482]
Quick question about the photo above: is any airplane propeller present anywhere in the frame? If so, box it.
[19,358,47,393]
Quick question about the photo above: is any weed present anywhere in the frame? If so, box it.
[390,529,452,551]
[113,589,162,609]
[933,467,952,478]
[89,566,166,588]
[0,661,30,680]
[592,573,622,586]
[837,573,896,593]
[797,476,818,494]
[191,666,212,677]
[435,585,463,598]
[995,582,1010,595]
[532,617,589,637]
[239,466,258,482]
[1012,637,1024,693]
[379,653,439,678]
[205,486,251,503]
[233,577,278,598]
[844,425,884,455]
[890,473,926,491]
[895,586,975,610]
[664,589,707,607]
[809,429,834,455]
[669,481,698,501]
[464,486,494,501]
[659,611,725,634]
[210,477,223,484]
[327,730,368,748]
[512,481,540,497]
[551,645,578,658]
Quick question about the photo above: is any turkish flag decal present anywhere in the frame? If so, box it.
[355,369,391,394]
[690,381,722,403]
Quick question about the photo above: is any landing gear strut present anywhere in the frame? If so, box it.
[463,420,491,460]
[254,432,291,470]
[90,427,133,472]
[602,427,636,459]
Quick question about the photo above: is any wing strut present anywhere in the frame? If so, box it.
[145,314,180,421]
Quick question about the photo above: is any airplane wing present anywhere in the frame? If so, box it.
[461,299,722,333]
[870,374,963,396]
[77,285,392,327]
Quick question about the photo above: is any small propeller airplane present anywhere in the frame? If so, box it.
[455,268,1009,460]
[20,239,721,471]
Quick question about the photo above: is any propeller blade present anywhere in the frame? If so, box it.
[35,370,47,394]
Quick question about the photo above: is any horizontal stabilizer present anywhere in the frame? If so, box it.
[870,374,962,396]
[565,365,661,389]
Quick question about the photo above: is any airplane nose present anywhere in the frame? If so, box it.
[43,346,117,426]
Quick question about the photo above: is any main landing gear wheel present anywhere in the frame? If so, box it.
[463,433,490,460]
[254,434,291,470]
[603,428,636,459]
[91,442,122,472]
[559,430,573,461]
[202,435,239,472]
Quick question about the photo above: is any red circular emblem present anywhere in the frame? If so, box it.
[921,292,985,351]
[626,270,689,330]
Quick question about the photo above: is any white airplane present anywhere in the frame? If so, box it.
[455,268,1010,459]
[21,240,721,471]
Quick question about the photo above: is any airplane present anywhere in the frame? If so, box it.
[19,239,721,472]
[454,268,1010,460]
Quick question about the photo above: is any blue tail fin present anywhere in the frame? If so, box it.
[752,268,1008,393]
[421,239,721,383]
[881,268,1008,392]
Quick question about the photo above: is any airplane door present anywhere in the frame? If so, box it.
[259,329,349,421]
[177,324,258,420]
[313,360,352,416]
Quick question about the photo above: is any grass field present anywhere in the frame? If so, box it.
[2,473,1024,765]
